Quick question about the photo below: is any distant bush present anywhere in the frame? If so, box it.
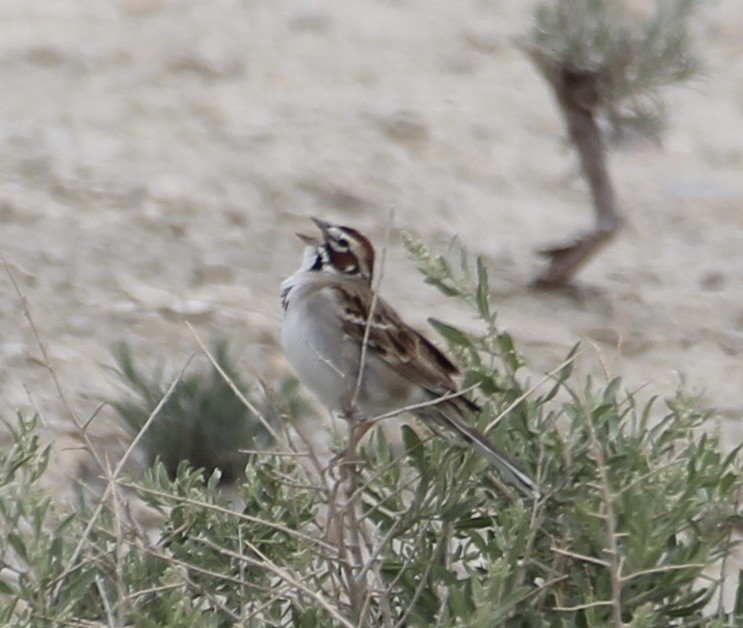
[522,0,702,285]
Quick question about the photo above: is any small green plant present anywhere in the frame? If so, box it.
[0,415,79,624]
[110,340,281,483]
[0,417,319,625]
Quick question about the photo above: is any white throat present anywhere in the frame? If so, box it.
[280,245,321,309]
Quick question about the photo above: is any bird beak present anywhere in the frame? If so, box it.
[310,216,332,239]
[296,232,320,246]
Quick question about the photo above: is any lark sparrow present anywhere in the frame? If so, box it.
[280,218,539,498]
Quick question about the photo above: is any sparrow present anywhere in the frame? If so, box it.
[280,218,539,498]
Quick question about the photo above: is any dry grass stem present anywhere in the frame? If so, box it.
[486,349,582,433]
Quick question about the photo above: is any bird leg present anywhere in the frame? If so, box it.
[325,396,375,481]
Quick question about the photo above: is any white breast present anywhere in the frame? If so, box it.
[281,272,357,412]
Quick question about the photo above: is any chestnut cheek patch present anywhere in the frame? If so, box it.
[330,250,359,274]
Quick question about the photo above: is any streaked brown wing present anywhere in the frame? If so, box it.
[332,284,462,399]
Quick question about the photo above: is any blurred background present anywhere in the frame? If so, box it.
[0,0,742,481]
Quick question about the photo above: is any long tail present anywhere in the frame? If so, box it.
[425,402,541,500]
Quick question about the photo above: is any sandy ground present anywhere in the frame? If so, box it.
[1,0,742,574]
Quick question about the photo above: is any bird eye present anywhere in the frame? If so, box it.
[337,237,349,249]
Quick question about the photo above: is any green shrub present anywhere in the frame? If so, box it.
[109,340,281,484]
[0,239,740,626]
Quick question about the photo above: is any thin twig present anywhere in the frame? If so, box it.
[550,546,610,568]
[486,349,582,434]
[346,453,366,617]
[330,211,395,625]
[186,322,282,442]
[716,490,742,615]
[117,480,337,554]
[383,522,433,611]
[2,251,106,472]
[362,383,481,426]
[586,401,624,627]
[94,575,116,628]
[514,491,547,590]
[1,252,77,423]
[148,548,247,622]
[349,208,394,409]
[122,581,186,603]
[107,455,127,624]
[620,562,707,582]
[27,613,102,628]
[554,599,615,612]
[335,421,367,623]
